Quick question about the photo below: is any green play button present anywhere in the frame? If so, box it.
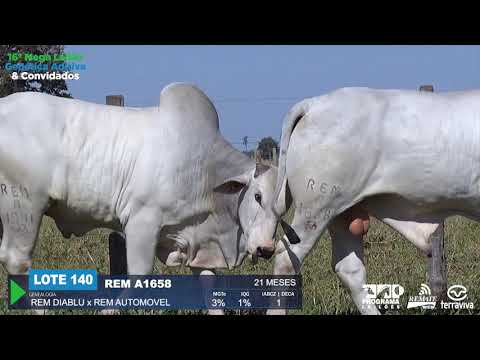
[10,280,26,305]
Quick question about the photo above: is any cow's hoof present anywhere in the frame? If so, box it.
[207,309,225,315]
[100,309,121,315]
[266,309,287,315]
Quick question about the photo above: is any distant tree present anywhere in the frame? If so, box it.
[0,45,72,98]
[257,137,279,161]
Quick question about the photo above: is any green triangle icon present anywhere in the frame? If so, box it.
[10,280,26,305]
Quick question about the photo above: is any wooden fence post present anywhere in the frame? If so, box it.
[419,85,447,301]
[419,85,434,93]
[106,95,128,275]
[254,149,259,162]
[106,95,124,107]
[272,147,278,165]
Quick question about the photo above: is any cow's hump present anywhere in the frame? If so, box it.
[159,83,219,130]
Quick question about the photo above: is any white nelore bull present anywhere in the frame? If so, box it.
[0,83,278,283]
[269,87,480,315]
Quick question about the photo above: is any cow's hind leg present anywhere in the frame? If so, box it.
[329,214,380,315]
[0,193,46,275]
[364,197,440,255]
[380,218,439,255]
[0,215,43,274]
[0,217,3,260]
[0,183,49,316]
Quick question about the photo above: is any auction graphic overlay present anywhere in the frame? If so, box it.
[8,270,302,310]
[5,51,85,81]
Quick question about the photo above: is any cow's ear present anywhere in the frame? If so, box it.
[213,180,247,194]
[254,163,270,178]
[213,172,251,194]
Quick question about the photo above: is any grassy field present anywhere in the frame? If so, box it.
[1,209,479,315]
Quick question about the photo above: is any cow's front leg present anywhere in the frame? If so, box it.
[100,232,126,315]
[191,268,224,315]
[329,215,380,315]
[99,218,158,315]
[101,222,158,315]
[267,207,329,315]
[124,217,159,275]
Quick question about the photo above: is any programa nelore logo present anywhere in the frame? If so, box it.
[362,284,404,310]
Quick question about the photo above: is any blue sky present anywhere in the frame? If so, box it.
[66,45,480,150]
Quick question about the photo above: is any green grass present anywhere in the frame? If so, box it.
[1,212,479,315]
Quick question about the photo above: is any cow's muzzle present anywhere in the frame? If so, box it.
[256,246,274,259]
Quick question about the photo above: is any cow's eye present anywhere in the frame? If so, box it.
[255,193,262,204]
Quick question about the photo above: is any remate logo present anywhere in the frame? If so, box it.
[406,283,437,310]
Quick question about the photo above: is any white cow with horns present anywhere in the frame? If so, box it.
[0,83,279,284]
[268,87,480,315]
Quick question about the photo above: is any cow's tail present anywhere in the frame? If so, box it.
[273,99,310,218]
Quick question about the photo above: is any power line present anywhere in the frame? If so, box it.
[213,96,305,104]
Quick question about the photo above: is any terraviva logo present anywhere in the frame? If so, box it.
[447,285,467,302]
[441,285,474,310]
